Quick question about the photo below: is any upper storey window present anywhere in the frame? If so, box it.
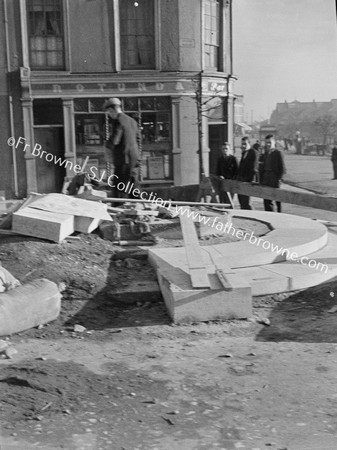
[204,0,220,70]
[120,0,155,70]
[27,0,64,69]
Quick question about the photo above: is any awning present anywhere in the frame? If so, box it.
[235,122,252,131]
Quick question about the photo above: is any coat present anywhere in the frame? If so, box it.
[216,154,238,179]
[331,147,337,162]
[260,148,286,188]
[236,148,259,182]
[106,113,141,174]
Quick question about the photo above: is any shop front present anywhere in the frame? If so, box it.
[20,70,235,194]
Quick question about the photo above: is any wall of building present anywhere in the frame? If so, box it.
[178,0,201,71]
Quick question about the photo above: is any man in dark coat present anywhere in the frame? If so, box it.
[103,97,141,197]
[260,134,286,212]
[331,146,337,179]
[236,136,259,210]
[216,142,238,203]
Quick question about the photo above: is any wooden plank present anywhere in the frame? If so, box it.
[122,209,159,217]
[102,197,233,208]
[202,247,234,290]
[215,269,233,291]
[179,208,210,289]
[221,180,337,212]
[12,207,74,243]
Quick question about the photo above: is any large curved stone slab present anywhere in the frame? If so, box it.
[148,211,335,323]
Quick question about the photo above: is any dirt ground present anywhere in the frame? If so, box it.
[1,213,337,450]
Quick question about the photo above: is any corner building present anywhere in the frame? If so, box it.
[1,0,236,197]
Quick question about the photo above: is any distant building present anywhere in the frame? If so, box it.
[270,99,337,144]
[0,0,237,198]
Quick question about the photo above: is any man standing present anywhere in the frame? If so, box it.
[331,145,337,180]
[236,136,259,210]
[216,142,238,203]
[103,97,141,197]
[260,134,286,212]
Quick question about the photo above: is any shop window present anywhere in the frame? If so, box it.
[119,0,155,69]
[75,115,105,146]
[27,0,64,69]
[204,0,220,70]
[74,97,173,182]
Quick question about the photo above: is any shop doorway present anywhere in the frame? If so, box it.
[34,127,65,194]
[208,124,225,175]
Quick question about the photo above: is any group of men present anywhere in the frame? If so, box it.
[217,135,286,212]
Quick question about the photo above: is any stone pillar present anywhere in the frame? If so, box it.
[225,95,235,151]
[22,98,38,193]
[201,105,210,177]
[62,98,76,177]
[175,96,199,186]
[171,96,182,185]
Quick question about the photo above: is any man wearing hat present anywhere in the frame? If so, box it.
[103,97,141,197]
[216,142,238,204]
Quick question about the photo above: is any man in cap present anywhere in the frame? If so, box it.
[236,136,259,209]
[260,134,286,212]
[216,142,238,204]
[103,97,141,197]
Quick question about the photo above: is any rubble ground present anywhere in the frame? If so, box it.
[0,216,337,449]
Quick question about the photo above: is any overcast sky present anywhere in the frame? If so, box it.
[232,0,337,122]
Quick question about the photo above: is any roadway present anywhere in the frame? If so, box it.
[231,152,337,222]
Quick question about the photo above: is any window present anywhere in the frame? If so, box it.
[119,0,155,70]
[27,0,64,69]
[204,0,220,70]
[74,97,172,181]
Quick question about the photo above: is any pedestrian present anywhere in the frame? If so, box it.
[103,97,141,198]
[260,134,286,212]
[236,136,259,210]
[216,142,238,204]
[252,142,262,183]
[331,145,337,179]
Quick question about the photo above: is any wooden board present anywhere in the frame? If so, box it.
[12,207,74,243]
[179,208,210,289]
[221,180,337,212]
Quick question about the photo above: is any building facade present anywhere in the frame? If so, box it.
[270,99,337,145]
[1,0,236,198]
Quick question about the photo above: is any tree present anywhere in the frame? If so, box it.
[314,115,337,145]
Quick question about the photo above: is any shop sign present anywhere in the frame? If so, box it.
[31,80,195,96]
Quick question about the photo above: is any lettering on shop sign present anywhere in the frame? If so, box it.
[32,81,189,95]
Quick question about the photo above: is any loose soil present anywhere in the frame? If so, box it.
[0,213,337,450]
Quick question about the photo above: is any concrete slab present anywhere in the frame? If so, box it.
[148,211,336,323]
[156,267,252,324]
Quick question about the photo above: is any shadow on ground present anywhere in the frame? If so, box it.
[64,253,171,330]
[255,275,337,343]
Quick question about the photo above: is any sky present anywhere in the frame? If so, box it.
[232,0,337,122]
